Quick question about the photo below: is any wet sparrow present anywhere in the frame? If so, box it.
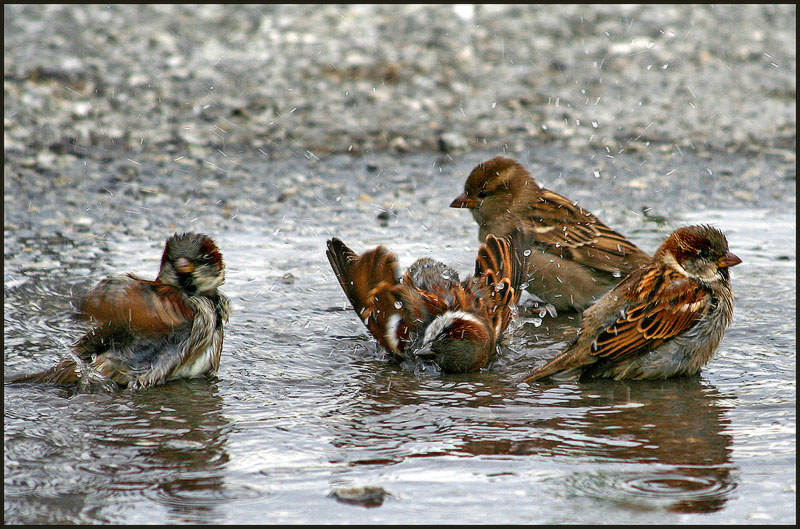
[8,232,231,389]
[450,156,651,311]
[519,225,740,382]
[326,233,526,373]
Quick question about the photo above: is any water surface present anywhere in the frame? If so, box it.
[4,150,796,524]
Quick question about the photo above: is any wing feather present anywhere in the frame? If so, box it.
[524,189,650,274]
[327,238,411,355]
[79,275,193,335]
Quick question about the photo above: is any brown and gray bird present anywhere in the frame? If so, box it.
[450,156,652,311]
[519,225,740,382]
[7,232,231,389]
[326,233,526,373]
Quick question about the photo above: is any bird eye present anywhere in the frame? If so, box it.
[202,254,214,262]
[477,190,489,199]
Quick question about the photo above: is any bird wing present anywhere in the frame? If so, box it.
[520,268,709,382]
[79,274,194,335]
[327,238,409,355]
[523,188,650,273]
[589,270,709,363]
[471,233,525,335]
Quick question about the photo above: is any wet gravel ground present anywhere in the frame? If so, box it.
[4,4,796,255]
[4,5,796,157]
[3,4,796,525]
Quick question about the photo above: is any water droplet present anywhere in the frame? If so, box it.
[612,270,622,278]
[593,169,601,178]
[538,309,548,318]
[647,40,655,49]
[523,249,532,257]
[591,120,599,128]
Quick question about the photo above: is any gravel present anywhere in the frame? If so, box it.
[4,4,795,159]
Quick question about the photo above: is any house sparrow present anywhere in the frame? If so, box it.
[450,156,652,311]
[519,225,740,382]
[7,232,231,389]
[326,233,526,373]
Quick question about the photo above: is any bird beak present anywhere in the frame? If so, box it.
[175,257,195,274]
[450,193,477,209]
[414,342,436,359]
[715,252,742,268]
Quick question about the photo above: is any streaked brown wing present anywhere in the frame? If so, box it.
[472,233,524,334]
[327,238,409,353]
[590,273,709,363]
[520,268,708,383]
[80,274,194,335]
[524,189,650,273]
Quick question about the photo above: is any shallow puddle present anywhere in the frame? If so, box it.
[4,149,796,524]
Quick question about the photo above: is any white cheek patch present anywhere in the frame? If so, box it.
[422,311,482,344]
[384,313,403,353]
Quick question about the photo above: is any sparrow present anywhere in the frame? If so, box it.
[326,233,527,373]
[7,232,232,389]
[519,225,741,382]
[450,156,652,312]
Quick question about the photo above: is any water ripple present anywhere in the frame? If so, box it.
[564,467,737,513]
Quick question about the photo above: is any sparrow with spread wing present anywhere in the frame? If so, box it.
[326,233,526,373]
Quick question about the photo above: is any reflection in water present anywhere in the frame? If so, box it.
[524,377,737,514]
[326,371,737,514]
[5,152,793,524]
[110,380,233,523]
[4,379,232,524]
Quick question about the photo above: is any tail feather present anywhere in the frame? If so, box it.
[6,359,80,385]
[518,340,594,383]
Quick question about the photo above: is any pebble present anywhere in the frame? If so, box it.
[330,485,388,507]
[438,132,468,153]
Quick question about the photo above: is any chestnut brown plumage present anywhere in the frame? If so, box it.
[7,232,231,389]
[519,225,740,382]
[326,233,526,373]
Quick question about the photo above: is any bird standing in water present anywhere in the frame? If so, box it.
[450,156,651,311]
[519,225,740,382]
[7,232,231,389]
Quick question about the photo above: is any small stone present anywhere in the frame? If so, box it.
[389,136,409,152]
[330,485,388,507]
[438,132,468,153]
